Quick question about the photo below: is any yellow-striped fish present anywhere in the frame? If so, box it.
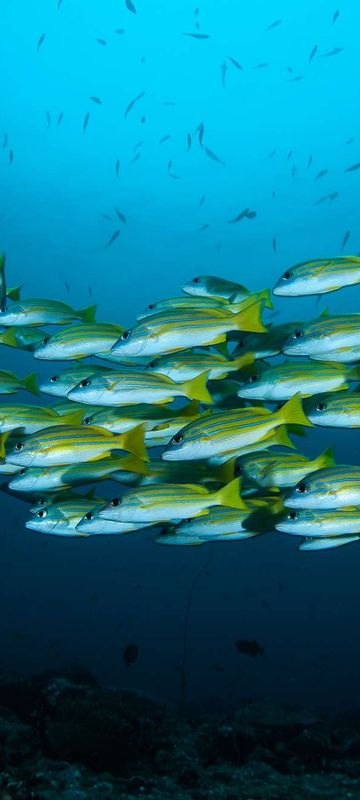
[238,361,360,402]
[8,454,148,493]
[273,257,360,297]
[98,476,246,523]
[0,404,83,434]
[5,424,148,467]
[67,369,212,406]
[162,393,311,462]
[146,351,253,382]
[0,298,96,326]
[110,301,266,359]
[34,322,124,360]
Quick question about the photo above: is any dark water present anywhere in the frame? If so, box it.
[1,1,360,718]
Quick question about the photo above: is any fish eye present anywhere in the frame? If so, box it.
[288,511,298,520]
[283,271,292,280]
[249,374,259,383]
[15,442,24,451]
[192,277,200,284]
[19,469,26,475]
[121,330,131,340]
[149,361,157,369]
[38,498,46,505]
[37,509,47,518]
[293,329,303,339]
[148,304,156,311]
[83,417,92,425]
[50,375,59,382]
[0,306,6,313]
[316,401,327,412]
[172,433,184,445]
[235,463,243,475]
[85,511,94,520]
[296,482,309,494]
[43,336,50,345]
[184,518,193,523]
[110,497,121,507]
[79,379,90,388]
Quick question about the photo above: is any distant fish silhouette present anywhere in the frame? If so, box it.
[307,154,313,168]
[287,150,292,159]
[272,237,277,253]
[65,282,70,294]
[186,133,192,151]
[227,56,243,70]
[167,159,172,172]
[236,639,264,657]
[88,286,93,297]
[333,9,340,23]
[36,33,46,51]
[198,224,209,231]
[183,32,210,39]
[96,38,107,45]
[115,29,125,34]
[57,0,64,7]
[115,159,120,178]
[159,134,171,144]
[9,149,13,164]
[197,122,205,147]
[291,165,297,180]
[90,96,102,105]
[123,643,139,666]
[255,62,269,69]
[268,149,276,158]
[227,209,249,223]
[220,60,228,87]
[46,110,51,128]
[315,169,328,180]
[131,152,141,163]
[345,137,355,145]
[83,112,90,133]
[115,209,126,224]
[290,75,303,82]
[125,0,137,13]
[2,134,8,148]
[102,214,112,220]
[125,91,145,118]
[344,162,360,173]
[203,146,225,165]
[246,210,257,219]
[56,112,63,127]
[199,194,205,205]
[320,47,343,57]
[341,230,351,251]
[309,44,318,63]
[266,19,282,30]
[105,230,120,248]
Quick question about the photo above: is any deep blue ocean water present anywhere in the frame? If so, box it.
[1,0,360,714]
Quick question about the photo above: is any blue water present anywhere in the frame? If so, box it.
[1,0,360,712]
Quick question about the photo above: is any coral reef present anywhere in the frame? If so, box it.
[0,668,359,799]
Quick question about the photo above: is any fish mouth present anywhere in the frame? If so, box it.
[161,448,179,461]
[272,285,290,296]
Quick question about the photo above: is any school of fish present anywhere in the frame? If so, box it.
[2,253,360,552]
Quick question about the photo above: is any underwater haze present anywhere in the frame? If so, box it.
[1,0,360,718]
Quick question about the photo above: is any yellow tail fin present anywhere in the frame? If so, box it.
[269,425,296,450]
[120,424,149,461]
[78,304,97,323]
[0,431,11,460]
[213,477,248,510]
[279,393,313,428]
[233,301,266,334]
[23,373,39,396]
[182,371,213,404]
[0,328,18,348]
[232,352,254,371]
[315,445,336,469]
[7,285,22,301]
